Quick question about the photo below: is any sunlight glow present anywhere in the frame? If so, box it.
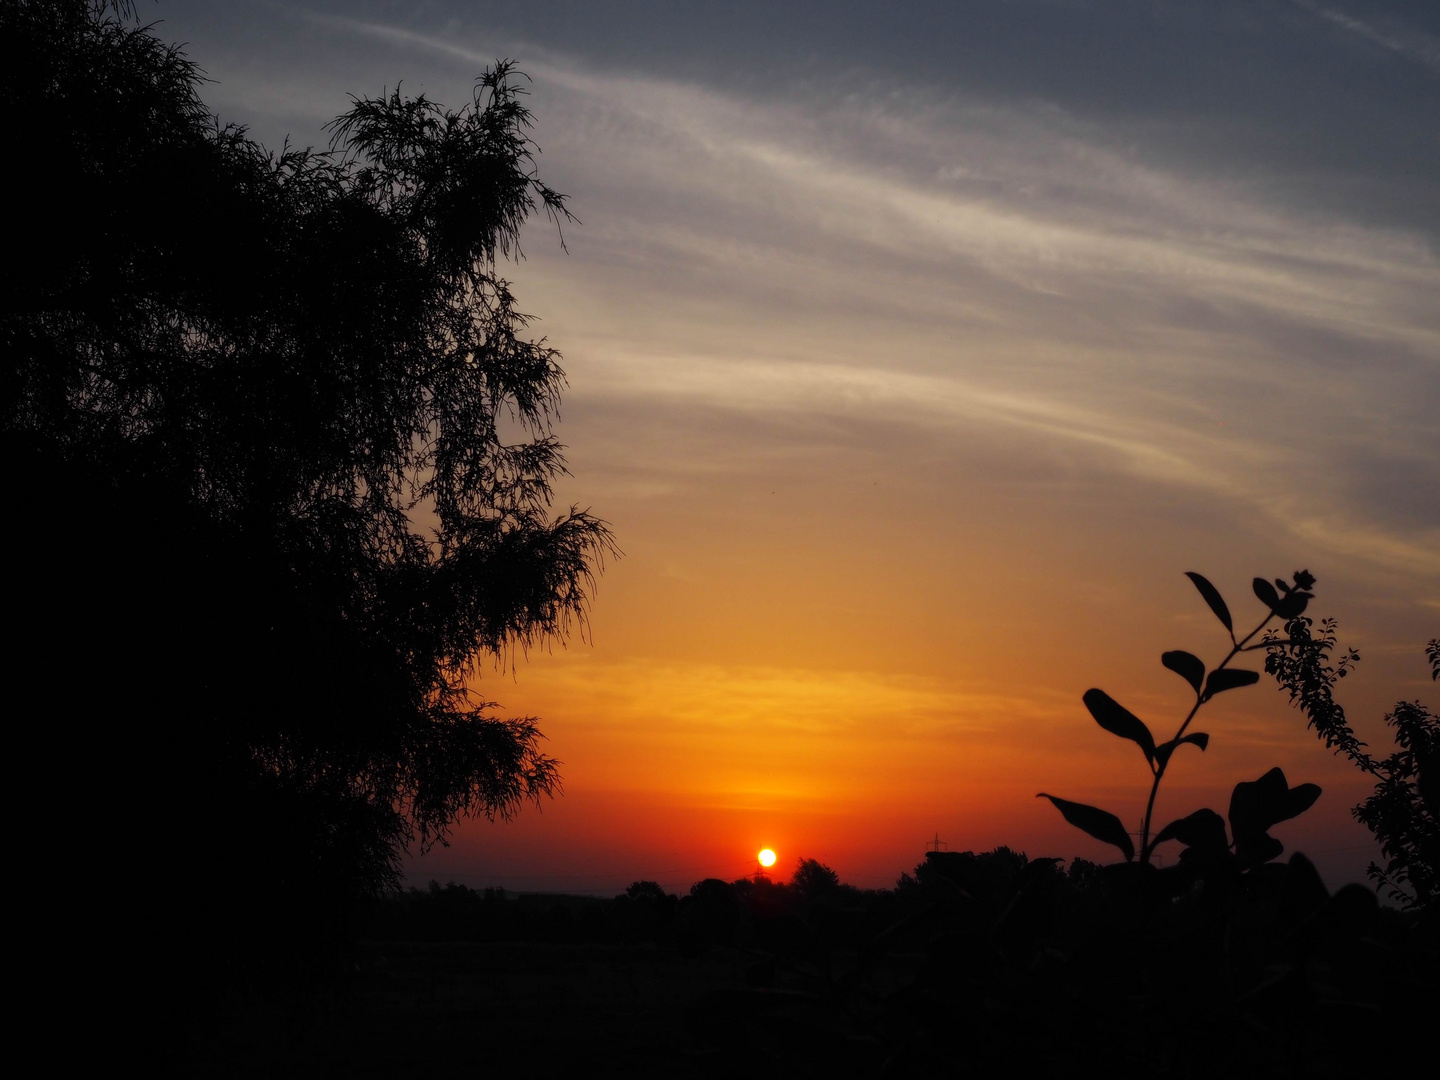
[758,848,777,868]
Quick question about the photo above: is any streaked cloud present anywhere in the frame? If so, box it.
[1292,0,1440,72]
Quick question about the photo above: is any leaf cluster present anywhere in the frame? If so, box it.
[1040,571,1323,871]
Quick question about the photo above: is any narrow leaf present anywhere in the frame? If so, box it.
[1202,668,1259,701]
[1161,650,1205,693]
[1185,571,1232,634]
[1082,689,1156,764]
[1154,731,1209,770]
[1037,794,1134,861]
[1253,577,1281,613]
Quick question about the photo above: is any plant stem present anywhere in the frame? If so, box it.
[1139,611,1276,863]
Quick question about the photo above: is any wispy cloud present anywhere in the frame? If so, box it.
[1291,0,1440,72]
[253,9,1440,581]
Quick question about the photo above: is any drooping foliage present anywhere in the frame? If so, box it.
[2,0,612,936]
[1267,618,1439,909]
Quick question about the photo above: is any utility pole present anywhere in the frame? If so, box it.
[1129,819,1163,866]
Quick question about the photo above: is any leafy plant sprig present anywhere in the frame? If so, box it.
[1040,571,1327,867]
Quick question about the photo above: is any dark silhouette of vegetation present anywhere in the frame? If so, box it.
[789,857,841,899]
[1267,616,1439,909]
[200,833,1435,1076]
[1040,570,1326,869]
[3,0,611,973]
[674,843,1431,1076]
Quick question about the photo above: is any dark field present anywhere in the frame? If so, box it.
[187,938,903,1077]
[182,853,1440,1078]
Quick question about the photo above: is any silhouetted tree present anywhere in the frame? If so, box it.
[624,880,668,902]
[3,0,612,960]
[789,857,840,900]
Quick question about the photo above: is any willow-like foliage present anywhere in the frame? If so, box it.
[3,2,613,912]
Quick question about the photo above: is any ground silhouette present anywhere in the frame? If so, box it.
[184,842,1435,1076]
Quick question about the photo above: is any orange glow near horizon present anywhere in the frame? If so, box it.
[406,561,1428,896]
[384,22,1438,901]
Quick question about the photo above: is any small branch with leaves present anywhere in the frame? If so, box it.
[1040,570,1325,869]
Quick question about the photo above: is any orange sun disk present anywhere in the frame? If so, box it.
[758,848,776,868]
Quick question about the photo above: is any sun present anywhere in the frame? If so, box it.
[758,848,777,868]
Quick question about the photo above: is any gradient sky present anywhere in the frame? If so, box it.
[160,0,1438,893]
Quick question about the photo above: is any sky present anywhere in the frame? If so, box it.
[157,0,1439,894]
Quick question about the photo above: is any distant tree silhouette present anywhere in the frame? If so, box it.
[624,880,669,902]
[3,0,612,960]
[789,857,840,899]
[916,845,1030,898]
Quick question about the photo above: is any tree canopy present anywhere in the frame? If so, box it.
[3,1,612,936]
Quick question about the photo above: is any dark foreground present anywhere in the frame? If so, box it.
[184,851,1439,1078]
[188,940,764,1076]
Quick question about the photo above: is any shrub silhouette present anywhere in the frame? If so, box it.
[1267,617,1440,908]
[1040,570,1326,870]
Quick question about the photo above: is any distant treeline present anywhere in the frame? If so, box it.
[363,849,1094,953]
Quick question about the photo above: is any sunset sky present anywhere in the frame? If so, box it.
[166,1,1438,894]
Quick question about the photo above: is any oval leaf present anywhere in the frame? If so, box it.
[1037,794,1134,862]
[1162,650,1205,693]
[1253,577,1281,613]
[1152,808,1228,855]
[1276,591,1311,620]
[1230,769,1283,865]
[1185,571,1232,634]
[1284,782,1322,822]
[1154,731,1209,770]
[1230,767,1287,833]
[1229,768,1322,867]
[1236,833,1284,866]
[1202,668,1259,702]
[1082,689,1156,763]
